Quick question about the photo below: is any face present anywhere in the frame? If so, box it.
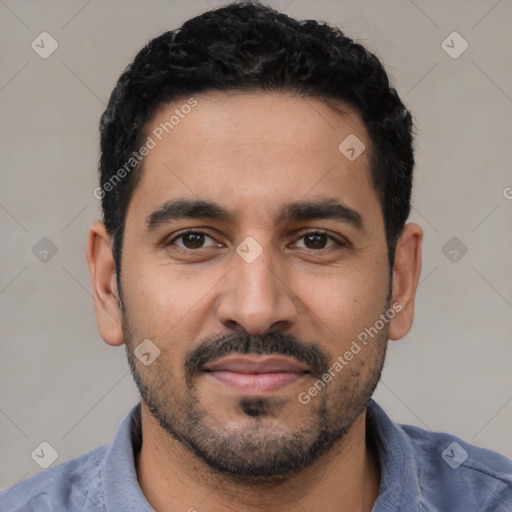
[118,91,392,480]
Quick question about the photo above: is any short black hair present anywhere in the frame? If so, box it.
[98,1,414,286]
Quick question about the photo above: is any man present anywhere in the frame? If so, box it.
[1,2,511,511]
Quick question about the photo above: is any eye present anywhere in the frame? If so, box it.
[168,231,220,250]
[292,231,345,250]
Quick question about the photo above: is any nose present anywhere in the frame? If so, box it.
[216,243,298,335]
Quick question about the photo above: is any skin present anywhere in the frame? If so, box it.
[86,91,423,512]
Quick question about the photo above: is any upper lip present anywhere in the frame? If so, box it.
[203,355,309,374]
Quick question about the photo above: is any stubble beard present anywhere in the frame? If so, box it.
[123,315,388,483]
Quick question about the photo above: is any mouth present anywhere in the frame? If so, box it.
[202,355,310,394]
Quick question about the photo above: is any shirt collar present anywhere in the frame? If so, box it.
[366,399,423,511]
[103,402,155,511]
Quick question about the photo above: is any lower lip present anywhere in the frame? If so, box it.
[206,371,307,393]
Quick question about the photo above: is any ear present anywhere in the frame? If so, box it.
[388,222,423,340]
[86,221,124,346]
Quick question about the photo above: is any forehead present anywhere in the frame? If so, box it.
[129,91,381,228]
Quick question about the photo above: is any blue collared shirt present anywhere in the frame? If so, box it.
[1,399,511,511]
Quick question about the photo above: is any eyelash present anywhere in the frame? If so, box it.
[165,229,348,251]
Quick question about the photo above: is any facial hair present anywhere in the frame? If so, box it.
[124,307,389,483]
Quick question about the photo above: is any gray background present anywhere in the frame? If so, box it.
[1,0,511,489]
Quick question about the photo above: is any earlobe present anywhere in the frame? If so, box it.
[86,221,125,346]
[388,223,423,341]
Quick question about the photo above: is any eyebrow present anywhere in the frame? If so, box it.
[145,197,364,232]
[278,198,364,230]
[146,199,233,230]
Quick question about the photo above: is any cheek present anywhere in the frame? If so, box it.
[293,263,388,341]
[121,256,225,339]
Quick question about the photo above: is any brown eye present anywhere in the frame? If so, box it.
[181,232,205,249]
[293,231,341,250]
[304,233,328,249]
[169,231,218,250]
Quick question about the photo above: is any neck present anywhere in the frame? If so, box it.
[136,402,381,512]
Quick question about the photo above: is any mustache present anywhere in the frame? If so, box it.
[184,331,330,384]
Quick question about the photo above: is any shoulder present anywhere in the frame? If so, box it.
[401,423,512,511]
[0,444,109,512]
[367,400,512,511]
